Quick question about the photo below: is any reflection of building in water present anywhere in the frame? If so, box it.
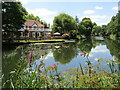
[24,44,52,62]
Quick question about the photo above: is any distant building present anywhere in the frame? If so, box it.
[18,20,52,39]
[2,20,52,39]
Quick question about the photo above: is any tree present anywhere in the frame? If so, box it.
[2,1,27,37]
[92,26,102,36]
[52,13,76,34]
[101,25,107,36]
[24,14,40,21]
[52,43,78,64]
[106,12,120,38]
[78,17,93,36]
[75,16,79,30]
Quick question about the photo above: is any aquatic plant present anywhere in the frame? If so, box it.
[2,53,120,88]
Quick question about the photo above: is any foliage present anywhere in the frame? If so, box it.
[106,12,120,38]
[78,17,93,36]
[75,16,80,30]
[24,14,40,21]
[2,54,120,88]
[52,13,76,34]
[52,43,78,64]
[24,14,50,28]
[2,1,27,35]
[92,26,102,36]
[77,39,93,53]
[105,39,120,62]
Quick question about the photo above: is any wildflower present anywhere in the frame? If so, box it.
[40,60,43,63]
[80,51,87,53]
[89,70,96,73]
[29,51,33,60]
[80,54,84,56]
[16,80,20,82]
[37,64,42,68]
[50,67,53,70]
[53,63,59,66]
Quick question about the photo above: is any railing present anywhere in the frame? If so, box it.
[18,28,52,32]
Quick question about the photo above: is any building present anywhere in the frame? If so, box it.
[18,20,52,39]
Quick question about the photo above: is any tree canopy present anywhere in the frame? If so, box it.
[24,14,40,21]
[2,1,27,33]
[106,12,120,37]
[52,13,76,34]
[78,17,93,36]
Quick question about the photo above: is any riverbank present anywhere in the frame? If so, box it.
[2,39,66,45]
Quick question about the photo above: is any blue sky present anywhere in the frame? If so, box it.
[20,0,119,26]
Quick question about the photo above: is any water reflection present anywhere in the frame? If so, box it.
[2,38,120,80]
[52,43,78,64]
[77,38,93,53]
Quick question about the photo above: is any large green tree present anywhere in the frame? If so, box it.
[2,1,27,37]
[24,14,40,21]
[106,12,120,38]
[92,25,102,36]
[52,13,76,34]
[78,17,93,36]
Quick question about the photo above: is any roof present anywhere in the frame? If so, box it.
[24,20,44,27]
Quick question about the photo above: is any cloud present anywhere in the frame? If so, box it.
[26,8,58,25]
[79,15,111,25]
[18,0,120,3]
[84,10,95,14]
[44,52,53,60]
[88,54,94,58]
[99,22,109,26]
[26,8,58,17]
[19,0,29,4]
[112,6,118,11]
[95,6,103,10]
[91,49,108,53]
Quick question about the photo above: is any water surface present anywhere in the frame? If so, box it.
[2,38,120,81]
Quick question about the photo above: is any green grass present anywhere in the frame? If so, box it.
[11,39,66,43]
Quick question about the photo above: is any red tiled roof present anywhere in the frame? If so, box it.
[24,20,44,27]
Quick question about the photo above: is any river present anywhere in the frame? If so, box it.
[2,38,120,85]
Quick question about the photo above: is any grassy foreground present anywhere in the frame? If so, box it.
[2,52,120,88]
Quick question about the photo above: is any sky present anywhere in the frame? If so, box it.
[19,0,119,26]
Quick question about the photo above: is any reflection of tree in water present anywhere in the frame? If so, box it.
[77,38,93,53]
[52,43,78,64]
[21,44,52,64]
[105,39,120,75]
[2,45,22,87]
[92,39,105,48]
[105,39,120,62]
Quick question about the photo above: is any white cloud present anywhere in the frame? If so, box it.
[19,0,29,4]
[26,8,58,17]
[99,22,109,26]
[112,6,118,11]
[95,6,103,10]
[18,0,120,3]
[84,10,95,14]
[79,15,111,26]
[26,8,58,25]
[88,54,94,58]
[44,52,53,60]
[91,49,108,53]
